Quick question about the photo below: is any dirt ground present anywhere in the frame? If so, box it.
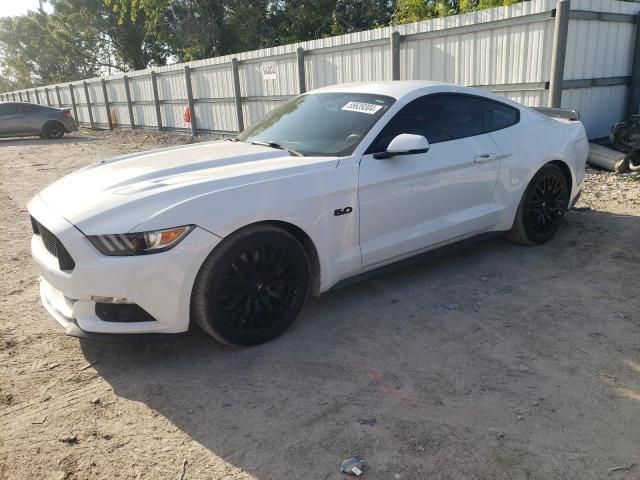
[1,130,639,480]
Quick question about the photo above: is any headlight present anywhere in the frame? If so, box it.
[87,225,194,256]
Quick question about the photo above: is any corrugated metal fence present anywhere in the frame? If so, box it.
[2,0,639,139]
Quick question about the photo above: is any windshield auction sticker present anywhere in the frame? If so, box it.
[341,101,384,114]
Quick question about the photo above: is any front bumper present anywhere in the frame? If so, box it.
[28,195,221,336]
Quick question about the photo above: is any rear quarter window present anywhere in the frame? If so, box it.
[482,100,519,132]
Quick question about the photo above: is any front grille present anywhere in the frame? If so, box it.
[30,216,76,271]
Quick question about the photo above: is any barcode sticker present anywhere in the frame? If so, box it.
[341,101,383,114]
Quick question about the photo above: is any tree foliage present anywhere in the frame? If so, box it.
[391,0,516,24]
[1,0,528,93]
[0,8,101,88]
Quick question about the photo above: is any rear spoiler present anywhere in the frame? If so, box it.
[532,107,580,121]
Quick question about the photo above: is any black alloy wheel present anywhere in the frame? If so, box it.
[44,121,65,139]
[192,225,310,345]
[525,171,568,238]
[506,164,569,245]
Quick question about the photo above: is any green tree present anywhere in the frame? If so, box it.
[52,0,169,70]
[1,0,536,93]
[331,0,395,35]
[0,8,101,89]
[391,0,435,24]
[391,0,518,24]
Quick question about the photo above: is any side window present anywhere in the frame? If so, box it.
[482,100,519,132]
[367,94,485,153]
[17,104,41,113]
[0,104,17,116]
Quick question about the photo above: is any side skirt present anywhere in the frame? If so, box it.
[328,231,506,292]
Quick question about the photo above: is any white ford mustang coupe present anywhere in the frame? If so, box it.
[28,81,588,345]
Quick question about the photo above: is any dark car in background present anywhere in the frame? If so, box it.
[0,102,77,139]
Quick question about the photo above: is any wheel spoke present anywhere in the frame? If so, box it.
[525,173,567,237]
[215,241,303,336]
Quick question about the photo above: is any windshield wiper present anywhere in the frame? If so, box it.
[250,140,304,157]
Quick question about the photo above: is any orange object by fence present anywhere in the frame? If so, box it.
[184,106,191,123]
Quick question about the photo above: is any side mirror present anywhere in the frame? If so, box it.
[373,134,430,159]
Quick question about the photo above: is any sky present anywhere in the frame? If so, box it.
[0,0,52,18]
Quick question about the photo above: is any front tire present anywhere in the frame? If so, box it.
[191,225,310,346]
[506,164,569,245]
[43,121,65,139]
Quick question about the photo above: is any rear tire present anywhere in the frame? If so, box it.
[506,164,569,245]
[191,224,310,346]
[43,121,65,139]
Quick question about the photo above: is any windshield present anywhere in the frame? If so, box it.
[238,92,395,156]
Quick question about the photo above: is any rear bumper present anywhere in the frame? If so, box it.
[63,117,78,132]
[28,195,221,336]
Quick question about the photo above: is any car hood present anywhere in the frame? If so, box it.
[36,141,339,234]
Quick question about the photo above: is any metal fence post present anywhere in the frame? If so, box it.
[55,86,62,106]
[83,81,95,128]
[19,92,23,102]
[296,47,306,94]
[69,84,78,122]
[390,31,401,81]
[232,58,244,132]
[101,79,113,130]
[627,13,640,116]
[183,66,197,136]
[45,87,51,106]
[123,75,135,129]
[34,89,40,104]
[151,71,163,131]
[549,0,570,108]
[25,91,31,103]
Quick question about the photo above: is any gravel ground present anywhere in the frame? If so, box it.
[1,130,639,480]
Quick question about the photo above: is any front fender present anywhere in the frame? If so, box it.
[136,162,362,293]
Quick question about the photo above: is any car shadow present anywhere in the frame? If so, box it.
[0,134,96,146]
[79,208,640,479]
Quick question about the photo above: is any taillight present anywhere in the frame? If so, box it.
[64,111,73,118]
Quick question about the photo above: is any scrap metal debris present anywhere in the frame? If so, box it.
[588,144,629,173]
[607,115,640,172]
[341,457,364,476]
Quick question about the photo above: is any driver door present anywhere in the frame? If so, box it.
[358,93,502,267]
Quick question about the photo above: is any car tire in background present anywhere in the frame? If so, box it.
[42,121,65,139]
[506,163,569,245]
[191,224,310,346]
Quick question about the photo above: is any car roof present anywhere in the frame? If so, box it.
[310,81,457,99]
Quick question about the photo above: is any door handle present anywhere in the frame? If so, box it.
[474,153,498,164]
